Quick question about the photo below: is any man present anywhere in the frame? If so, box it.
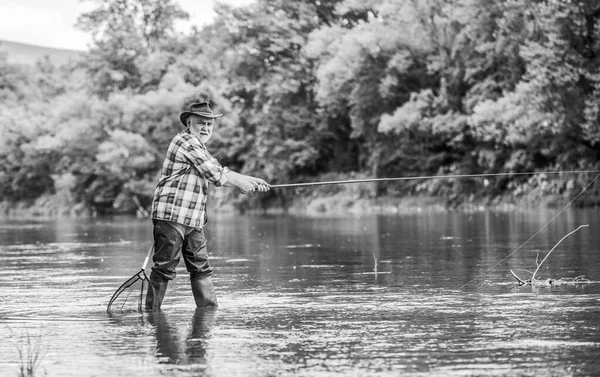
[146,101,270,310]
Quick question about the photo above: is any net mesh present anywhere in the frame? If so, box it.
[107,269,150,313]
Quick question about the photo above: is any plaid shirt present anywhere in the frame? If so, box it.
[151,130,229,228]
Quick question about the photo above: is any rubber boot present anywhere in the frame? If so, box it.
[190,276,218,307]
[145,273,168,311]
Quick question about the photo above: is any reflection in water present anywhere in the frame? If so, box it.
[148,308,216,367]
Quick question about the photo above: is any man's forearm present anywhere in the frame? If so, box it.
[223,171,245,188]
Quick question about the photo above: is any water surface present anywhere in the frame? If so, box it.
[1,210,600,376]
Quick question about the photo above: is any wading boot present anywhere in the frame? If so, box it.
[145,273,168,311]
[190,276,218,307]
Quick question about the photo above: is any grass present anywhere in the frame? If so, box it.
[16,332,45,377]
[6,326,46,377]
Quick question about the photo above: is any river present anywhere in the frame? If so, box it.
[1,209,599,376]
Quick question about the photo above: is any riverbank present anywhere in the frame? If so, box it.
[0,190,586,219]
[279,192,579,215]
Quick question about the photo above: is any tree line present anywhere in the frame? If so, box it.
[1,0,600,214]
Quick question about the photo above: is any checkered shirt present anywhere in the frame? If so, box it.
[151,130,229,228]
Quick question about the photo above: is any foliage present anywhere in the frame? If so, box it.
[76,0,189,96]
[2,0,600,213]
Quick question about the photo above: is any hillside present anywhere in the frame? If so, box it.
[0,39,82,66]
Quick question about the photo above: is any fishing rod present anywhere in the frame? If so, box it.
[270,170,600,188]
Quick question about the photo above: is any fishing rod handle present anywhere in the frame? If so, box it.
[271,178,386,188]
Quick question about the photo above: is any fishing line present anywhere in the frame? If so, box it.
[271,170,600,188]
[458,171,600,289]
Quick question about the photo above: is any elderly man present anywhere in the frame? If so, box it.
[146,101,270,310]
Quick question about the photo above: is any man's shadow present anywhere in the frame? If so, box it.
[148,308,217,365]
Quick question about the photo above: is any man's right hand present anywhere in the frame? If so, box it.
[224,171,271,194]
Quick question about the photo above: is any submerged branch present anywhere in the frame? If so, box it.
[373,252,378,276]
[511,225,592,287]
[531,225,588,282]
[510,269,527,285]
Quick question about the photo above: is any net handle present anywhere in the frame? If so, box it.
[106,242,155,314]
[141,242,155,271]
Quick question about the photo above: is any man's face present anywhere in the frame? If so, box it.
[188,115,214,143]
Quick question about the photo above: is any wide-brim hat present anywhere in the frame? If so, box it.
[180,101,223,126]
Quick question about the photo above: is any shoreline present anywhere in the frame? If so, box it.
[0,192,590,219]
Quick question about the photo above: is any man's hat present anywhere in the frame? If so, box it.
[180,101,223,126]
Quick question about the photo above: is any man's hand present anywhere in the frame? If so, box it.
[224,171,271,194]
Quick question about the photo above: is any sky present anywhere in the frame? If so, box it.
[0,0,253,51]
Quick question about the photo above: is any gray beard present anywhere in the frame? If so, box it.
[188,128,210,143]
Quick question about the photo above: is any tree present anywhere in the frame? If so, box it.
[76,0,189,96]
[205,0,355,184]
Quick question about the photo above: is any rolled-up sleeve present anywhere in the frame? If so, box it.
[181,139,229,187]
